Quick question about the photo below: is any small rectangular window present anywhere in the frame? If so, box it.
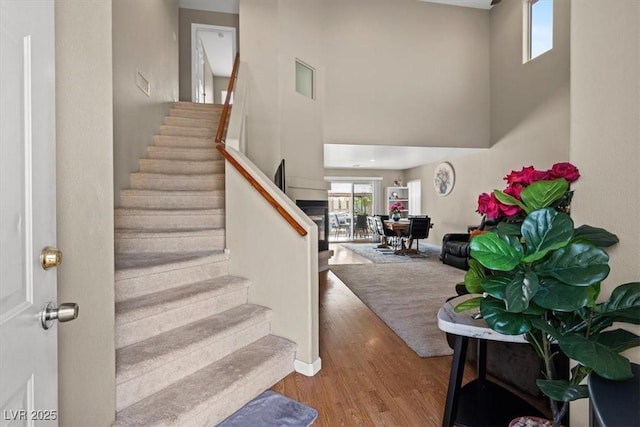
[295,59,315,99]
[525,0,553,62]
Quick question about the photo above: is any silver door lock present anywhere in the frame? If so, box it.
[41,302,79,330]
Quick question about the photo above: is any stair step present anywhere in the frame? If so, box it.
[116,304,272,411]
[115,251,229,301]
[160,125,216,138]
[173,101,223,111]
[153,134,216,148]
[115,276,250,349]
[114,228,225,254]
[114,208,224,230]
[169,107,222,120]
[116,334,296,426]
[138,158,224,174]
[146,146,221,161]
[129,172,224,191]
[119,189,224,209]
[164,116,219,129]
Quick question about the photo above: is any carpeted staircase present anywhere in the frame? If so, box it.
[114,102,296,426]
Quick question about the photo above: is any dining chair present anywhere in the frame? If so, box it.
[403,216,432,252]
[374,215,398,249]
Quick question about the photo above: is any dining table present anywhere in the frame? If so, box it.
[383,219,413,254]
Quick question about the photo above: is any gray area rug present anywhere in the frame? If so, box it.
[217,391,318,427]
[330,260,465,357]
[340,242,441,263]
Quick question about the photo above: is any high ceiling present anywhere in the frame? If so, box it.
[180,0,494,171]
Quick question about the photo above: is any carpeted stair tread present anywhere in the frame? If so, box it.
[169,108,222,120]
[130,172,225,191]
[114,207,224,230]
[114,228,225,254]
[115,250,226,275]
[119,189,224,209]
[116,304,271,381]
[115,276,251,350]
[153,135,217,148]
[116,335,296,427]
[146,146,221,161]
[159,125,216,138]
[173,101,223,111]
[138,158,224,174]
[116,275,249,325]
[163,116,219,129]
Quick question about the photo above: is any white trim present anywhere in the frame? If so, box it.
[191,23,237,102]
[179,0,239,14]
[294,357,322,377]
[324,176,383,181]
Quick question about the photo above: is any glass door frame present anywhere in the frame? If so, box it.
[325,177,381,242]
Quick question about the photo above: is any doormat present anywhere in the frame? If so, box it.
[217,390,318,427]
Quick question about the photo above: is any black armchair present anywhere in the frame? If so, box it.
[440,233,472,270]
[440,217,497,270]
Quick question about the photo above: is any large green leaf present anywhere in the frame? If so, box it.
[464,259,485,294]
[480,297,532,335]
[494,190,529,213]
[481,273,513,299]
[574,225,619,248]
[557,333,633,380]
[505,271,539,313]
[596,329,640,353]
[599,282,640,313]
[529,317,561,340]
[520,178,569,211]
[521,208,574,263]
[532,277,590,311]
[497,221,523,236]
[536,380,589,402]
[470,233,523,271]
[454,296,483,313]
[535,242,610,286]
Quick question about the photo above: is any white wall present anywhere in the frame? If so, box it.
[55,1,115,425]
[112,0,179,206]
[240,0,327,202]
[323,0,490,149]
[570,3,640,424]
[406,0,570,244]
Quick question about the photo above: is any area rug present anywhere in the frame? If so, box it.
[217,390,318,427]
[339,242,441,264]
[329,260,465,357]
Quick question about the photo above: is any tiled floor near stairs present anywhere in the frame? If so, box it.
[113,102,295,426]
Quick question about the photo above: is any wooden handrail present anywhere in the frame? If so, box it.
[216,144,308,236]
[215,52,240,143]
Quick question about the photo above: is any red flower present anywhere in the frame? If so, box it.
[499,203,521,217]
[477,193,501,219]
[504,182,524,200]
[549,162,580,183]
[504,166,550,185]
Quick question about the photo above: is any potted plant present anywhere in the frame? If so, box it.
[455,163,640,427]
[389,201,405,222]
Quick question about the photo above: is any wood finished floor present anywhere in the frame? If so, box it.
[272,244,476,426]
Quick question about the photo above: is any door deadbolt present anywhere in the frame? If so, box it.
[41,302,79,330]
[40,246,63,270]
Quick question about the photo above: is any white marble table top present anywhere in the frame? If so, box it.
[437,294,528,344]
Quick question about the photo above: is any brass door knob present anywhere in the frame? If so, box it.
[40,246,62,270]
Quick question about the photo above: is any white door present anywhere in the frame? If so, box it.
[1,1,69,424]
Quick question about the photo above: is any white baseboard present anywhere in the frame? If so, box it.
[294,357,322,377]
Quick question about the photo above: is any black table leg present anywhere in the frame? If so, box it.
[442,335,468,427]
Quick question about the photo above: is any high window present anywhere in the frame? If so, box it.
[525,0,553,62]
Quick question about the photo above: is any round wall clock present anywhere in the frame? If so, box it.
[434,162,455,196]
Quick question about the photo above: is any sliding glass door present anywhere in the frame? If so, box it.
[328,181,375,242]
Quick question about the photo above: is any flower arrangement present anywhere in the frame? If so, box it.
[394,177,403,186]
[477,162,580,221]
[389,201,405,215]
[456,162,640,427]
